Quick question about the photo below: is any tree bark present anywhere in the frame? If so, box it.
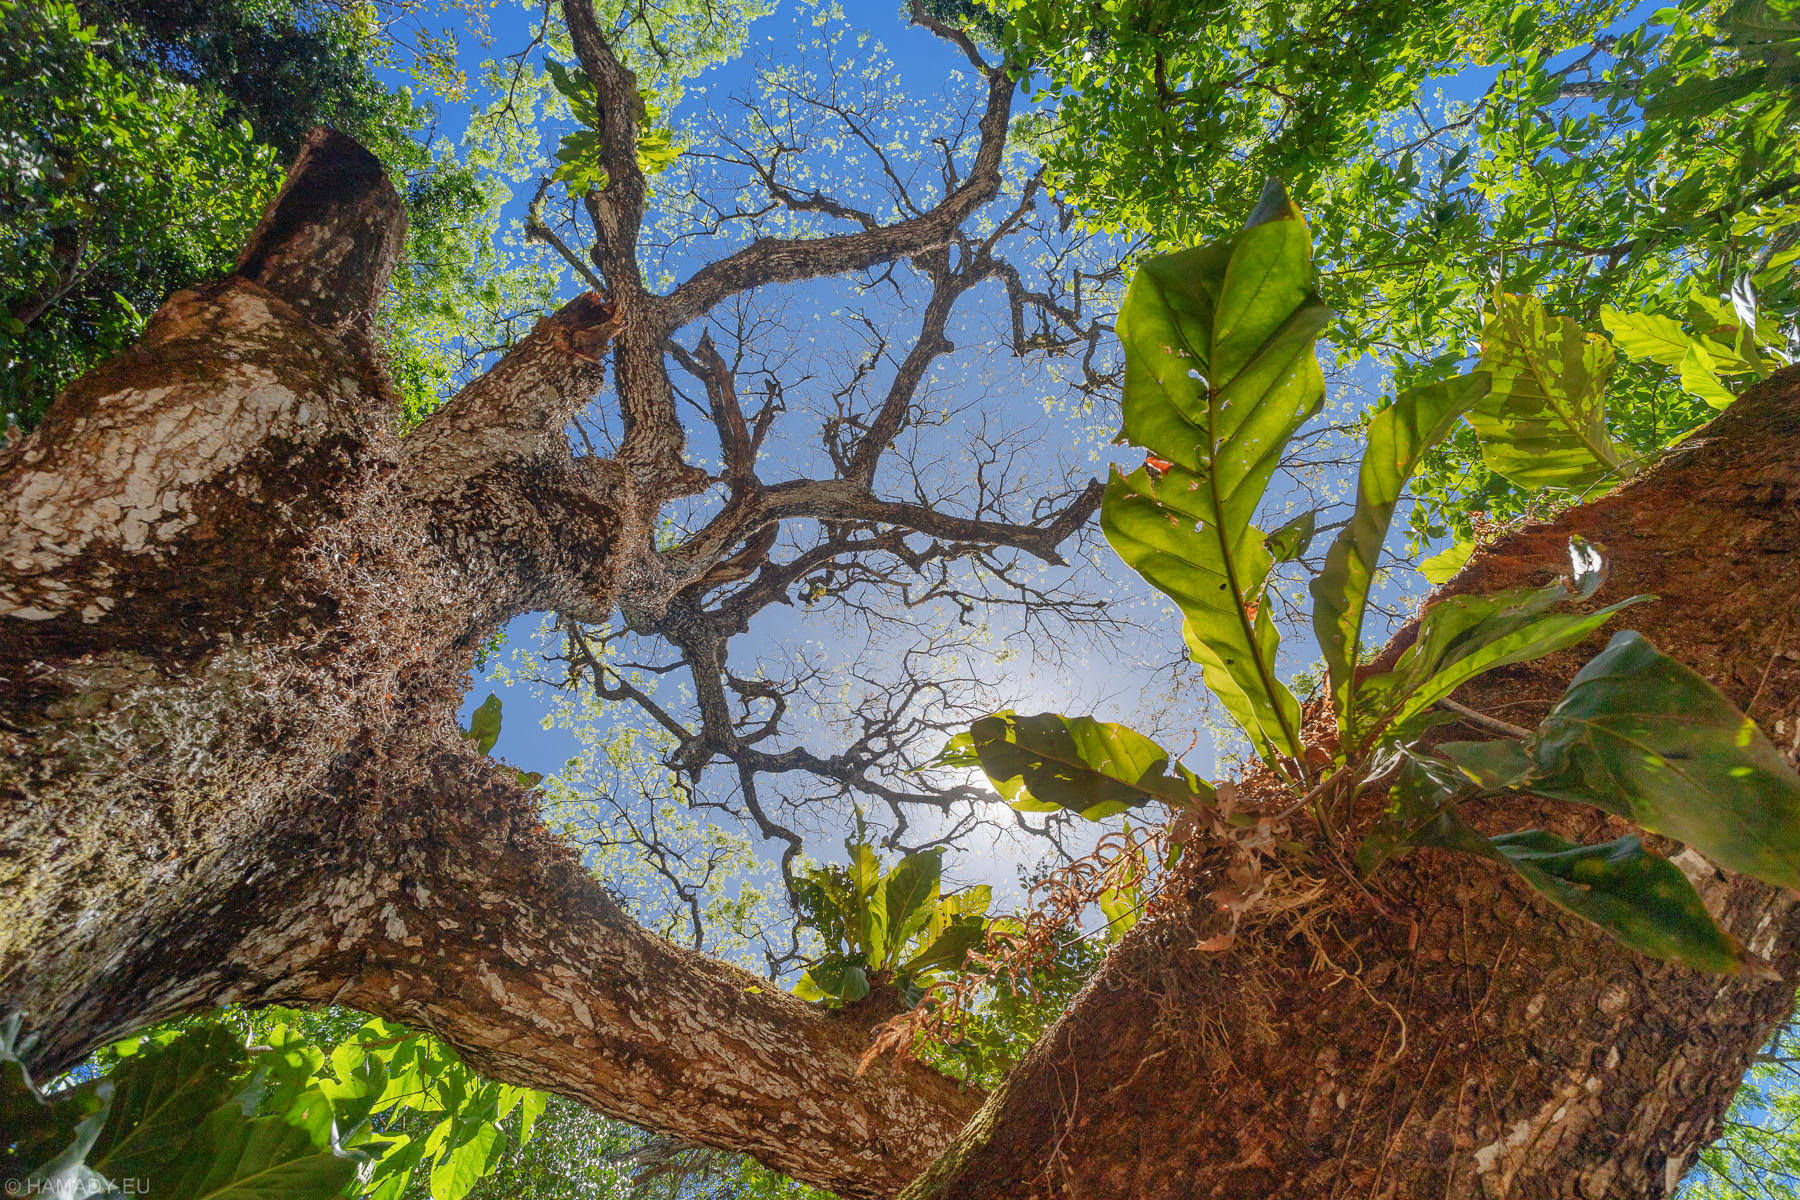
[5,119,1800,1200]
[903,368,1800,1198]
[0,129,977,1199]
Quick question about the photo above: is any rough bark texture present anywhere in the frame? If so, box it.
[5,67,1800,1200]
[902,368,1800,1199]
[0,126,980,1198]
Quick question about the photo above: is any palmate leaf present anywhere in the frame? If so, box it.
[1103,179,1330,761]
[960,711,1215,820]
[1311,372,1490,739]
[89,1026,248,1181]
[1470,293,1633,491]
[1516,631,1800,891]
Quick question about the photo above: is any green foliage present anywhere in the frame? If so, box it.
[2,1016,384,1199]
[1683,1000,1800,1197]
[1311,371,1491,732]
[996,0,1489,246]
[541,60,681,193]
[1447,631,1800,891]
[1101,180,1329,763]
[461,694,502,757]
[1470,293,1634,491]
[791,831,991,1007]
[0,0,283,428]
[3,1008,561,1200]
[951,185,1800,979]
[937,710,1216,819]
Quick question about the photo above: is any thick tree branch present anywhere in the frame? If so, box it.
[234,129,407,339]
[658,64,1013,329]
[235,740,984,1200]
[561,0,651,291]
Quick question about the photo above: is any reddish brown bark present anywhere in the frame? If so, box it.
[5,34,1800,1200]
[0,127,983,1197]
[904,369,1800,1199]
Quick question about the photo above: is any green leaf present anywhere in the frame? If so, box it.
[1485,831,1756,976]
[881,851,943,957]
[1356,537,1650,741]
[901,919,988,976]
[1438,738,1535,790]
[429,1120,505,1200]
[963,710,1215,820]
[1311,372,1490,739]
[364,1135,425,1200]
[162,1106,363,1200]
[1641,68,1767,120]
[796,956,870,1003]
[1102,179,1329,761]
[1419,539,1474,585]
[89,1025,248,1180]
[1519,631,1800,891]
[1679,341,1737,409]
[517,1090,548,1148]
[926,730,980,770]
[1354,753,1476,875]
[1385,593,1651,739]
[461,694,501,757]
[1263,508,1317,563]
[1600,305,1700,367]
[1470,293,1631,491]
[1097,885,1141,939]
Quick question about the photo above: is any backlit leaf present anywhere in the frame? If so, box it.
[960,710,1215,820]
[1311,372,1489,738]
[1470,293,1632,491]
[1102,179,1328,761]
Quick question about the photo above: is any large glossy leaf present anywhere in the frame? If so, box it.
[1360,762,1758,975]
[162,1106,362,1200]
[881,851,943,958]
[1521,631,1800,891]
[1470,829,1754,976]
[1355,537,1649,742]
[1311,372,1490,737]
[1469,293,1632,491]
[1385,597,1650,739]
[1102,179,1329,761]
[89,1026,247,1181]
[794,956,870,1003]
[901,919,988,976]
[962,710,1215,820]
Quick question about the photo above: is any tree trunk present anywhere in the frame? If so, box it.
[903,369,1800,1198]
[4,126,1798,1200]
[0,131,977,1199]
